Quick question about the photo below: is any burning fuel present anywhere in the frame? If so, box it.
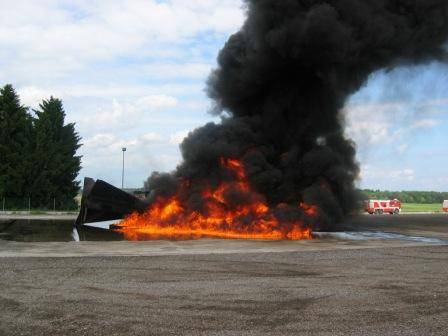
[115,158,312,240]
[114,0,448,240]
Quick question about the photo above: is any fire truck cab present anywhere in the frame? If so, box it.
[443,200,448,213]
[364,199,401,215]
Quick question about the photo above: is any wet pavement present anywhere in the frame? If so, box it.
[0,215,447,257]
[0,219,124,243]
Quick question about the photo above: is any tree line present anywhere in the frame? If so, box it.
[360,189,448,204]
[0,84,81,209]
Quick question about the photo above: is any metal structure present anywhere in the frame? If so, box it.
[75,177,149,226]
[121,147,126,189]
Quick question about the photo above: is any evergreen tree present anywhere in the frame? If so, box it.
[29,97,82,209]
[0,84,32,207]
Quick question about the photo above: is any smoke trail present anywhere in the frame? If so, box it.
[145,0,448,230]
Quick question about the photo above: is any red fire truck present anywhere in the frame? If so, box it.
[443,200,448,213]
[364,199,401,215]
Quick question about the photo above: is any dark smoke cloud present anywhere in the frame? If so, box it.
[145,0,448,230]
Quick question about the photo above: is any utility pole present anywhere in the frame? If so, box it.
[122,147,126,189]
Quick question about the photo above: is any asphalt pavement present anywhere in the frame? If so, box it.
[0,214,447,335]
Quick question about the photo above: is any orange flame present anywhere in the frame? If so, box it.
[114,158,316,240]
[299,202,319,217]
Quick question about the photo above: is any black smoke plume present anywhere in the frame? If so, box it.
[145,0,448,231]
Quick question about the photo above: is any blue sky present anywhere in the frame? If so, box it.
[1,1,447,191]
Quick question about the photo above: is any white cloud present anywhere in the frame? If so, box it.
[169,130,190,145]
[343,102,405,147]
[345,101,445,190]
[83,133,117,149]
[397,144,408,154]
[361,165,415,182]
[83,131,163,154]
[140,132,162,142]
[410,118,440,129]
[15,86,59,106]
[80,130,182,186]
[0,1,244,187]
[136,95,178,109]
[73,94,180,134]
[79,99,137,130]
[18,83,199,101]
[344,101,443,159]
[141,62,212,80]
[0,0,244,81]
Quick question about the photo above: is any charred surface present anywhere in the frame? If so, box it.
[76,178,149,225]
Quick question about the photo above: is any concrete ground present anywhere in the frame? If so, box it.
[0,213,77,221]
[0,214,447,335]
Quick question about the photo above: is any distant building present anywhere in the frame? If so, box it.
[123,188,150,200]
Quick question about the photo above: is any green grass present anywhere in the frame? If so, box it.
[401,203,444,213]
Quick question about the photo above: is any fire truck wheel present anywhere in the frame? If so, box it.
[394,209,399,215]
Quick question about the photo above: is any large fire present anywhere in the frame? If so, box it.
[113,158,315,240]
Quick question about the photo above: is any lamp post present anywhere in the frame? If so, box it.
[121,147,126,189]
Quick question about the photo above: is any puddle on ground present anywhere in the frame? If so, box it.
[1,219,446,244]
[314,231,447,244]
[0,219,124,242]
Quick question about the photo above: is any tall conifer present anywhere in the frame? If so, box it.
[30,97,82,208]
[0,84,32,206]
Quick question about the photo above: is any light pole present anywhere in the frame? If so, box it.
[121,147,126,189]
